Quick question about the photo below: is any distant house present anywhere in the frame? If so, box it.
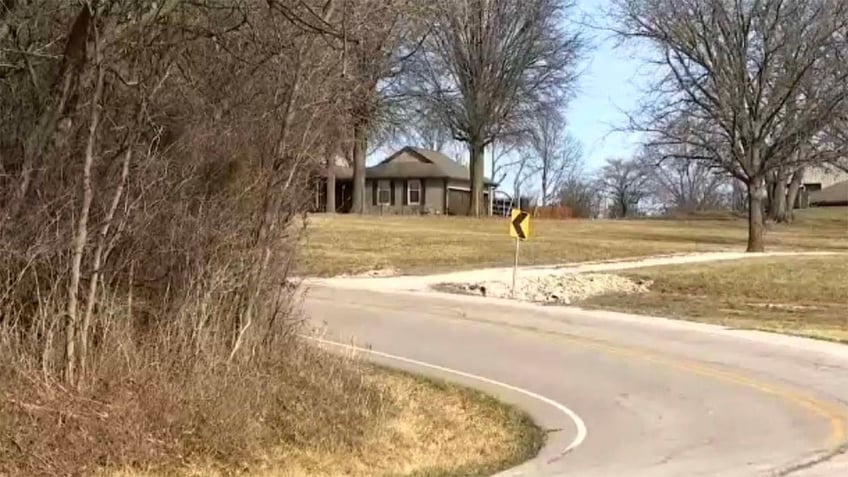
[317,146,498,215]
[809,180,848,207]
[794,165,848,208]
[799,166,848,193]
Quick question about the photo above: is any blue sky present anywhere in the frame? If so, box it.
[372,0,653,193]
[565,0,648,170]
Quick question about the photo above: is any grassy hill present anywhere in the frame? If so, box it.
[299,208,848,276]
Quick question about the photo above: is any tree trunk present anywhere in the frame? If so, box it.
[351,119,366,214]
[765,169,779,215]
[80,143,131,379]
[746,179,766,252]
[785,167,805,223]
[66,57,105,385]
[541,161,549,206]
[490,142,496,188]
[468,139,485,216]
[5,7,90,226]
[770,174,789,223]
[325,148,336,214]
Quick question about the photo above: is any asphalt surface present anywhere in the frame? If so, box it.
[303,284,848,477]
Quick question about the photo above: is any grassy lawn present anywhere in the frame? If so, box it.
[582,255,848,343]
[298,208,848,276]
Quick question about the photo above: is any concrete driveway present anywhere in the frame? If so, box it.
[303,265,848,476]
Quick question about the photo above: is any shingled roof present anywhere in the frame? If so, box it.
[368,147,496,184]
[323,146,497,185]
[809,180,848,206]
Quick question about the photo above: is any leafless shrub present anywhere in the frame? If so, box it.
[0,1,385,475]
[524,109,584,206]
[638,143,731,214]
[600,158,650,218]
[555,160,602,218]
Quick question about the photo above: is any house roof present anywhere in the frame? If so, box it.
[809,179,848,206]
[322,146,497,186]
[370,146,497,185]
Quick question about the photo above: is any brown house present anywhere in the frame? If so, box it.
[318,147,497,215]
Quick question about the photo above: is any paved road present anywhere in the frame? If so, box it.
[303,285,848,477]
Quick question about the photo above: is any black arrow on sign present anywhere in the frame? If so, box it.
[512,211,528,240]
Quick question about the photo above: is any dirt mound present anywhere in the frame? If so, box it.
[338,267,400,278]
[440,273,652,305]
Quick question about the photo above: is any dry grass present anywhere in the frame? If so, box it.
[298,208,848,276]
[1,338,379,476]
[581,255,848,343]
[1,332,540,477]
[253,369,542,477]
[102,366,542,477]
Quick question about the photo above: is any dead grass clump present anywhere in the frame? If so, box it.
[360,371,544,477]
[0,336,388,477]
[109,366,544,477]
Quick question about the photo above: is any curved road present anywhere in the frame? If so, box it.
[303,281,848,476]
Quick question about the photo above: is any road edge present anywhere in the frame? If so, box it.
[302,335,588,477]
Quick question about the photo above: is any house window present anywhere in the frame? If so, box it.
[377,180,392,205]
[408,179,422,205]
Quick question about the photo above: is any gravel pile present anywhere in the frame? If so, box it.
[339,267,399,278]
[439,273,652,305]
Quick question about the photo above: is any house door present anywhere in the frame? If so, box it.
[447,189,471,215]
[448,189,491,215]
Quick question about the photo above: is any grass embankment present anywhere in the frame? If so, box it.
[263,369,544,477]
[299,208,848,276]
[582,255,848,343]
[1,341,541,477]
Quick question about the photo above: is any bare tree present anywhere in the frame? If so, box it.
[556,158,600,218]
[775,116,848,221]
[640,144,729,213]
[600,158,649,218]
[525,110,583,205]
[766,72,848,222]
[343,0,424,213]
[392,106,454,152]
[409,0,583,216]
[489,138,523,187]
[511,152,537,206]
[610,0,848,250]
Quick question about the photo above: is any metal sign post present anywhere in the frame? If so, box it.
[512,236,520,298]
[509,209,530,298]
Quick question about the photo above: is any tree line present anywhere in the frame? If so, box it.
[607,0,848,250]
[516,0,847,246]
[376,0,848,252]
